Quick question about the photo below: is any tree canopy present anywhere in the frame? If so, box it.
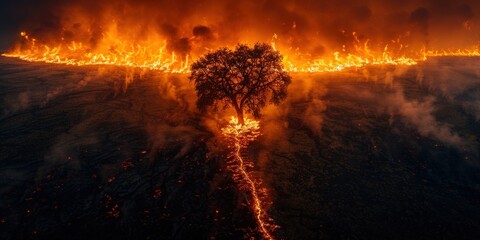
[189,43,291,124]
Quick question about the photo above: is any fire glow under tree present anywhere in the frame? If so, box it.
[189,43,291,125]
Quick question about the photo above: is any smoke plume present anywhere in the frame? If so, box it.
[1,0,479,54]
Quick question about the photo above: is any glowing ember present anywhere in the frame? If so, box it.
[221,117,277,240]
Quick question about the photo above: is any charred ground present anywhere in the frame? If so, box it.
[0,57,479,239]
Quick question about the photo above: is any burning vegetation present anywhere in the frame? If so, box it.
[1,0,480,72]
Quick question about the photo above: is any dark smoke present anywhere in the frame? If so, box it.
[410,8,430,35]
[193,26,213,40]
[0,0,479,53]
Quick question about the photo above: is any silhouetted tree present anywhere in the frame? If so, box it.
[189,43,291,125]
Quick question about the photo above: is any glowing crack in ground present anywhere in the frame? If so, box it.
[221,116,277,240]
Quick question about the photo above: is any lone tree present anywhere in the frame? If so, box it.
[189,43,291,125]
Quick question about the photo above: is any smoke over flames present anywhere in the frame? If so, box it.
[1,0,479,56]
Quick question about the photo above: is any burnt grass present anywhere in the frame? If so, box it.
[0,56,480,240]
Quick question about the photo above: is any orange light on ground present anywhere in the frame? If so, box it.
[221,117,278,240]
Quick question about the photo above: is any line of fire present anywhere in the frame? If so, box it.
[3,30,480,73]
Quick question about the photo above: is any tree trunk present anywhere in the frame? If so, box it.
[235,106,245,125]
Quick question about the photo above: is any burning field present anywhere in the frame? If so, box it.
[2,0,480,72]
[1,0,480,240]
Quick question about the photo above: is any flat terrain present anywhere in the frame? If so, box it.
[0,57,479,239]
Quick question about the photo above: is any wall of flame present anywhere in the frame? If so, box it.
[1,0,480,72]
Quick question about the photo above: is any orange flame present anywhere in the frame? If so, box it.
[221,117,277,240]
[425,48,480,57]
[2,31,479,73]
[2,32,190,73]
